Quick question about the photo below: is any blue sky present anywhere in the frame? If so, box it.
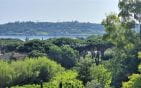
[0,0,119,24]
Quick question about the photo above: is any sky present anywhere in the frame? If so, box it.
[0,0,119,24]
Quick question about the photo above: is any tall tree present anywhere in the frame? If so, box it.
[119,0,141,38]
[90,65,112,88]
[102,13,136,50]
[74,57,94,84]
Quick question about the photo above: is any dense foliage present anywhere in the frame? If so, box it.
[0,0,141,88]
[0,57,65,87]
[12,70,84,88]
[0,38,23,52]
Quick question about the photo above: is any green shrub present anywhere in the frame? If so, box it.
[90,65,112,88]
[45,70,84,88]
[48,45,79,68]
[0,61,15,87]
[0,57,64,87]
[12,70,84,88]
[122,74,141,88]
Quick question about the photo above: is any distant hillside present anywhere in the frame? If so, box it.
[0,21,105,36]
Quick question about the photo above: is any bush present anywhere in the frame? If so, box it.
[74,57,94,84]
[12,70,84,88]
[122,74,141,88]
[0,61,15,87]
[90,65,112,88]
[28,50,45,58]
[0,57,64,87]
[17,39,45,53]
[48,45,79,68]
[0,38,23,52]
[44,70,84,88]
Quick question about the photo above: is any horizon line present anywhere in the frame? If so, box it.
[0,20,102,25]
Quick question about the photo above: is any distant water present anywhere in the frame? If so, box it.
[0,35,88,41]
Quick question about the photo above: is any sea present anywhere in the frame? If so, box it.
[0,35,89,41]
